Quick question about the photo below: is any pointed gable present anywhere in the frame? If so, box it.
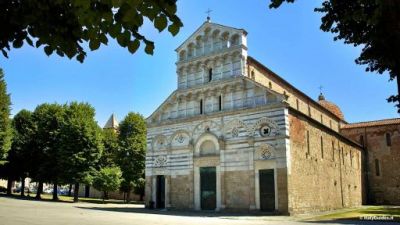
[104,113,119,129]
[175,21,247,62]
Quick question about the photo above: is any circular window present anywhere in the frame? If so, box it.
[259,125,272,137]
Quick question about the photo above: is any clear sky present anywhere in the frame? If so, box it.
[1,0,398,127]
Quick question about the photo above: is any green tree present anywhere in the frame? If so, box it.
[269,0,400,111]
[93,166,122,200]
[99,128,119,168]
[60,102,103,202]
[0,0,182,62]
[6,110,36,196]
[0,69,12,164]
[118,112,146,202]
[32,103,65,200]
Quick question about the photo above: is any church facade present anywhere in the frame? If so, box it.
[145,21,364,214]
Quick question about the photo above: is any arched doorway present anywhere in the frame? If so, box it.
[194,133,221,211]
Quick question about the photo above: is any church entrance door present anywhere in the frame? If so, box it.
[200,167,216,210]
[156,175,165,209]
[259,169,275,211]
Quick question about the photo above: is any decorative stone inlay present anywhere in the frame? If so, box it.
[231,127,239,137]
[259,125,272,137]
[261,148,272,159]
[256,144,275,160]
[176,134,185,143]
[154,155,168,167]
[250,117,280,137]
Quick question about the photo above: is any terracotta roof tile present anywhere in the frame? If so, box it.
[342,118,400,129]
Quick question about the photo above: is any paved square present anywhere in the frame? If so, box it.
[0,197,397,225]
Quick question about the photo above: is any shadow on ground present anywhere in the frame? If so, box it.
[0,193,143,205]
[75,206,281,218]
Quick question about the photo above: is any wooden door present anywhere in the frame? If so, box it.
[200,167,216,210]
[259,169,275,211]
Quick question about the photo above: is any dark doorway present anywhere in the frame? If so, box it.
[156,175,165,209]
[259,169,275,211]
[200,167,216,210]
[85,185,90,198]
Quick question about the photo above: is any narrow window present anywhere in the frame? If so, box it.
[341,147,344,165]
[375,159,380,176]
[320,114,323,124]
[350,150,352,167]
[386,133,391,146]
[306,131,310,156]
[332,140,335,161]
[329,120,332,128]
[296,99,299,110]
[218,95,222,111]
[308,105,311,117]
[251,70,255,79]
[208,68,213,82]
[200,99,203,114]
[321,136,324,159]
[360,135,364,147]
[268,81,272,89]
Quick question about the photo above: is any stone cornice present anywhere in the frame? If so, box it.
[147,102,288,128]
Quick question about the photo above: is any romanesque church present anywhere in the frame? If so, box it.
[145,19,399,214]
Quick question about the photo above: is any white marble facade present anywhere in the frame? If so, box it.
[146,21,289,211]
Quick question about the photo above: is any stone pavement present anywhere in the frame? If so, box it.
[0,196,398,225]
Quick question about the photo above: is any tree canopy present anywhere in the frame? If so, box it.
[269,0,400,112]
[60,102,104,201]
[0,69,12,163]
[118,112,146,201]
[0,0,183,62]
[93,166,122,200]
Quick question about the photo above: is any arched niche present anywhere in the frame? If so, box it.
[152,134,169,151]
[194,133,220,157]
[170,130,191,148]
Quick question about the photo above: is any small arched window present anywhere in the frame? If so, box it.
[200,99,203,114]
[360,135,364,147]
[375,159,380,176]
[218,95,222,111]
[385,133,391,146]
[208,68,213,82]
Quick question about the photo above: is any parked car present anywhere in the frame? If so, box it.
[0,186,7,193]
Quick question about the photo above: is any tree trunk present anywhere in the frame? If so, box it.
[52,182,58,201]
[35,181,43,199]
[126,191,131,203]
[6,178,13,196]
[140,192,144,201]
[68,184,72,197]
[73,183,79,202]
[20,177,26,197]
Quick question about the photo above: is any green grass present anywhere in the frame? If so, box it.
[309,206,400,222]
[2,193,143,205]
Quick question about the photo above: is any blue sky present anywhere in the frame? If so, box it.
[1,0,398,126]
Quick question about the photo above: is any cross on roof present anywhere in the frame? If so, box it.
[205,8,212,22]
[319,85,323,94]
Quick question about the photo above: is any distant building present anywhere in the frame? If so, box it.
[103,113,119,130]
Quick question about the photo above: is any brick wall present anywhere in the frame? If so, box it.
[341,123,400,205]
[288,113,362,214]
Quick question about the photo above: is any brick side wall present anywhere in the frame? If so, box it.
[288,113,362,214]
[341,124,400,205]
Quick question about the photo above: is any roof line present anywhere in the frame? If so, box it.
[342,118,400,129]
[175,21,247,52]
[247,56,345,122]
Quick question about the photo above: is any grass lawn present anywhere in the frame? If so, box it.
[2,193,143,205]
[309,205,400,222]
